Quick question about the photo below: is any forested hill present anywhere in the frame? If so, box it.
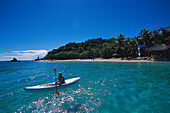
[44,37,136,59]
[44,27,170,60]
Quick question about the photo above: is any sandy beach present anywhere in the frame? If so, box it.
[40,58,159,62]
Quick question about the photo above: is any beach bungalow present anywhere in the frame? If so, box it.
[145,44,170,61]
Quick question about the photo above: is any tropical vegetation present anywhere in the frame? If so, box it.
[44,26,170,60]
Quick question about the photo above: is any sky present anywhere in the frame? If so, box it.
[0,0,170,61]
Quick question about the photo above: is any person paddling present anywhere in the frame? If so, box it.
[55,72,65,85]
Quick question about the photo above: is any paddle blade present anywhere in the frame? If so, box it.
[56,90,60,98]
[53,67,57,72]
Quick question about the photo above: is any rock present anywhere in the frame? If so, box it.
[11,58,20,62]
[35,57,40,61]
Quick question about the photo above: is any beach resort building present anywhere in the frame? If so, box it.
[145,44,170,61]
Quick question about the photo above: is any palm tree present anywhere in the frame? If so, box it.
[139,29,152,48]
[158,27,170,44]
[139,29,153,57]
[116,34,126,57]
[130,38,138,57]
[124,38,137,57]
[151,30,159,45]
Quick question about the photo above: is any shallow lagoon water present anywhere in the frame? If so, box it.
[0,61,169,112]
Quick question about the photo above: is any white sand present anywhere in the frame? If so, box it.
[40,58,156,62]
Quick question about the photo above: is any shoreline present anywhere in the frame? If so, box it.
[38,58,169,63]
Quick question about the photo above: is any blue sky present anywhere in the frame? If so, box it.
[0,0,170,60]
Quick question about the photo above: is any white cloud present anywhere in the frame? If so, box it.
[0,50,48,61]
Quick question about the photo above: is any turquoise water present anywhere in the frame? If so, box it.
[0,61,169,113]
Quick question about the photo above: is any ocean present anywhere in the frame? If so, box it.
[0,61,169,113]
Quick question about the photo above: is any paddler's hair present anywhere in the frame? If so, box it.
[58,72,62,77]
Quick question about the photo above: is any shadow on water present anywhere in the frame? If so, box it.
[65,100,85,112]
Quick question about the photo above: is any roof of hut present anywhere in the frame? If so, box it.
[145,44,170,52]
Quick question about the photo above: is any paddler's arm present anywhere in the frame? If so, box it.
[54,77,59,79]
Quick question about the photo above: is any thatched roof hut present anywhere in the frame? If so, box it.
[145,44,170,52]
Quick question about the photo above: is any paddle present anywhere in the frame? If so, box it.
[53,67,59,98]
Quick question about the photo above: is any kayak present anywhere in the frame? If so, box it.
[24,77,80,90]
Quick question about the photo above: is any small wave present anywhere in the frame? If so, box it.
[0,69,9,72]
